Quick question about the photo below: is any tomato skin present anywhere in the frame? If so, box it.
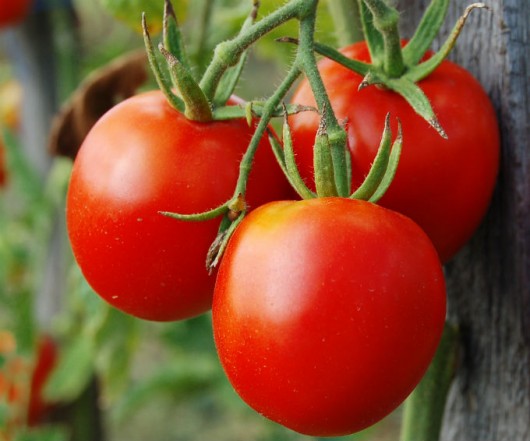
[0,0,32,27]
[289,41,500,262]
[66,90,290,321]
[213,198,446,436]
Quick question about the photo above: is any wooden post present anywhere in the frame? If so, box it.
[399,0,530,439]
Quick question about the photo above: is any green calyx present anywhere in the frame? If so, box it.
[142,0,264,122]
[310,0,489,138]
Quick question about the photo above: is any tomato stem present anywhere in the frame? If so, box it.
[361,0,405,77]
[399,323,460,441]
[199,0,308,102]
[295,8,351,197]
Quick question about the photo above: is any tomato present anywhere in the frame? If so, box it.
[213,198,446,436]
[66,90,290,321]
[289,41,500,262]
[0,0,32,27]
[27,336,58,426]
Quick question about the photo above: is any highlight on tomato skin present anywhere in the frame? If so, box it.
[212,197,447,437]
[289,41,500,263]
[66,90,292,322]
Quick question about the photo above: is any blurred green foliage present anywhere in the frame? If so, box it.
[0,1,400,440]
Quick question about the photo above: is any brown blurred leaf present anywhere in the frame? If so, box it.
[49,49,149,159]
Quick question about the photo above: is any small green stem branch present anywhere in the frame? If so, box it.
[199,0,315,101]
[399,323,460,441]
[232,66,302,199]
[326,0,364,46]
[295,8,351,197]
[361,0,405,77]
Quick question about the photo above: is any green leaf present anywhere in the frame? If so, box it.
[43,336,94,402]
[94,308,139,397]
[111,354,219,422]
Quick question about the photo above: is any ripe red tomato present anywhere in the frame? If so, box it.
[213,198,446,436]
[66,90,290,321]
[289,41,500,262]
[0,0,32,27]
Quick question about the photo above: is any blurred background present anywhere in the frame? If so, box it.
[0,1,400,440]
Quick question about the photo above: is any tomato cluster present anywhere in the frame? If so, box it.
[64,2,500,434]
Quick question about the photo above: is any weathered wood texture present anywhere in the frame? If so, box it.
[399,0,529,439]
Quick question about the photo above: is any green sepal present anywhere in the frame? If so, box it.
[369,119,402,202]
[281,111,317,199]
[385,75,447,138]
[312,41,371,76]
[160,202,229,222]
[159,44,213,122]
[213,1,260,107]
[314,119,339,198]
[406,3,489,83]
[212,102,315,121]
[402,0,450,67]
[142,13,184,113]
[350,113,392,200]
[277,113,316,200]
[163,0,192,75]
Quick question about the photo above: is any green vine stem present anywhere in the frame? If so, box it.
[362,0,405,77]
[198,0,306,101]
[399,323,460,441]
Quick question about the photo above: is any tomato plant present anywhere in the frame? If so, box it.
[213,198,446,436]
[66,90,290,322]
[0,0,32,27]
[289,41,500,262]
